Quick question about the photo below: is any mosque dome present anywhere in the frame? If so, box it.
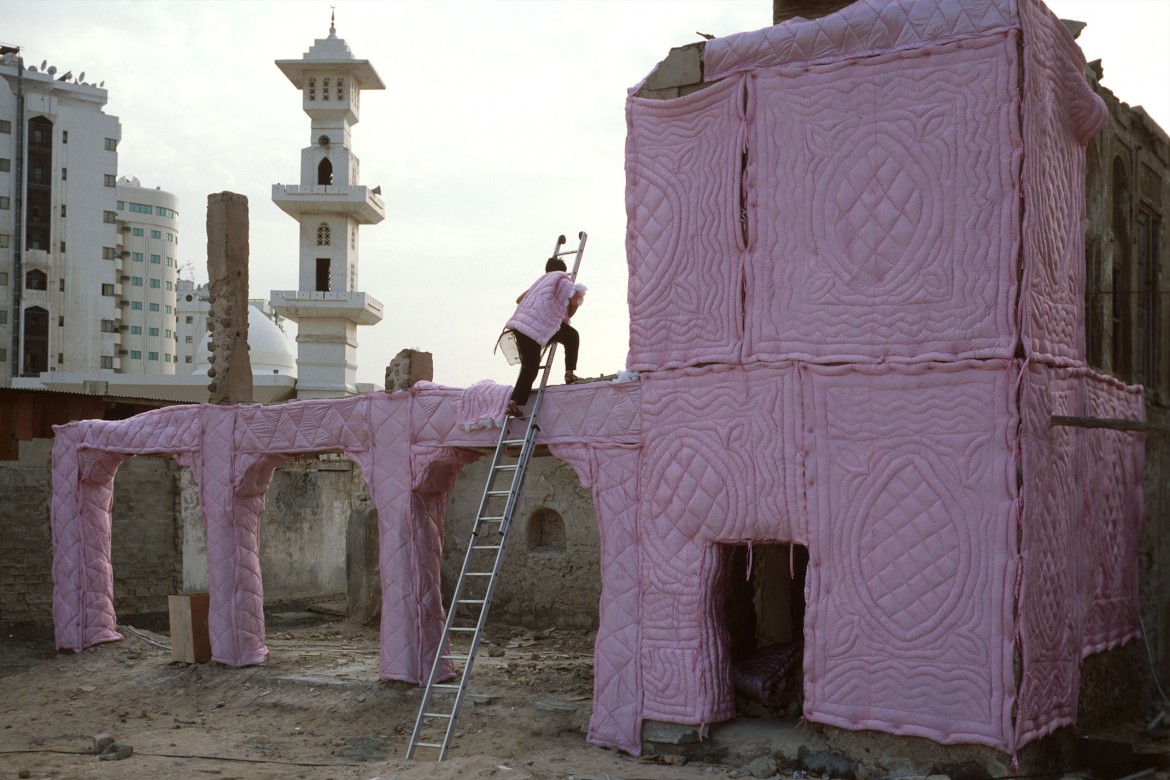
[192,305,297,377]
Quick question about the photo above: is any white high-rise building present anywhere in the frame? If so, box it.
[270,18,385,399]
[0,46,122,385]
[115,177,180,374]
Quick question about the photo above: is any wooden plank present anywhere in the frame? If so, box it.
[168,593,212,664]
[1051,415,1169,433]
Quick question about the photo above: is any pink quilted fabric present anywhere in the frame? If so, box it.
[504,271,582,346]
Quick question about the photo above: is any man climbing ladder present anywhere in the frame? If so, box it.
[406,232,588,761]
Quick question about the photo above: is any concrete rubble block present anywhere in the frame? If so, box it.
[92,733,115,754]
[641,719,702,745]
[384,348,434,392]
[798,744,857,779]
[641,43,704,93]
[99,742,134,760]
[746,755,778,778]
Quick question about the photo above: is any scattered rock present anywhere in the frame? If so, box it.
[92,732,115,754]
[798,745,856,779]
[746,755,777,778]
[18,770,30,779]
[488,645,505,657]
[99,741,133,760]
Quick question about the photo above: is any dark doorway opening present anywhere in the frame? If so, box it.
[723,542,808,720]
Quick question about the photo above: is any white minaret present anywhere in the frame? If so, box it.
[271,14,384,399]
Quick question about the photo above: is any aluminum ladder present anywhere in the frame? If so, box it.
[406,231,587,761]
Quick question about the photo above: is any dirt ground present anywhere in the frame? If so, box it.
[0,607,734,780]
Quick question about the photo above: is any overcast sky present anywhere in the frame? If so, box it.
[3,0,1168,389]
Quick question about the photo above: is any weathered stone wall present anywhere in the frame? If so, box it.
[180,455,363,602]
[443,454,600,630]
[0,438,182,627]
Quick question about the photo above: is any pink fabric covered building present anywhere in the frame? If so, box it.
[50,0,1144,759]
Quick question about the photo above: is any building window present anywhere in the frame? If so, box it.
[164,353,172,363]
[149,327,159,336]
[336,77,344,101]
[25,269,47,290]
[132,252,143,262]
[61,167,67,181]
[0,234,8,248]
[148,352,159,361]
[166,233,173,242]
[104,174,116,187]
[315,258,331,292]
[185,355,192,364]
[0,196,9,210]
[151,254,160,264]
[57,353,63,365]
[131,301,143,310]
[316,222,331,246]
[149,278,160,288]
[317,158,333,186]
[151,230,161,239]
[60,204,66,218]
[322,77,330,101]
[131,227,143,237]
[57,315,64,327]
[156,206,174,218]
[100,319,117,333]
[60,241,66,253]
[102,247,115,260]
[149,303,159,312]
[0,272,7,285]
[308,77,316,101]
[0,158,9,172]
[100,356,114,369]
[167,256,174,266]
[58,278,65,292]
[103,210,116,223]
[130,325,142,335]
[1137,210,1162,390]
[0,310,6,325]
[130,350,141,359]
[105,137,117,151]
[0,120,10,134]
[101,283,115,296]
[185,335,193,344]
[351,225,357,249]
[62,130,68,144]
[165,304,173,314]
[132,276,143,286]
[185,315,193,324]
[116,200,124,210]
[165,281,173,291]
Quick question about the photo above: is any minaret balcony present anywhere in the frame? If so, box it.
[270,290,383,326]
[271,184,385,224]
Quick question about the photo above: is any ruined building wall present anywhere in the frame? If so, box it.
[1084,69,1170,691]
[1,438,182,627]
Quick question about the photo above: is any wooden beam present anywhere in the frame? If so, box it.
[1051,415,1169,433]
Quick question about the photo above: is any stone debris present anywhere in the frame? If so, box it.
[745,755,778,778]
[98,741,133,760]
[91,732,114,754]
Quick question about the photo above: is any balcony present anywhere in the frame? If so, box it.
[270,290,383,325]
[271,184,384,225]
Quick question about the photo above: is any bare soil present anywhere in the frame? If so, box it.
[0,608,732,780]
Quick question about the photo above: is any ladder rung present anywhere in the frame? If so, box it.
[458,599,485,605]
[478,516,504,522]
[494,465,518,472]
[447,628,476,633]
[423,712,453,719]
[441,654,469,661]
[473,545,501,550]
[432,683,462,688]
[414,741,444,749]
[465,572,492,577]
[502,439,525,446]
[486,490,511,497]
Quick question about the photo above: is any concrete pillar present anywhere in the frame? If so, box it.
[205,192,253,405]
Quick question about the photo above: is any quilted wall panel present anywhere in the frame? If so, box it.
[803,361,1018,750]
[704,0,1016,80]
[625,75,748,371]
[1017,363,1084,746]
[1018,0,1107,365]
[1081,372,1145,654]
[552,444,645,755]
[744,34,1020,364]
[637,363,802,726]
